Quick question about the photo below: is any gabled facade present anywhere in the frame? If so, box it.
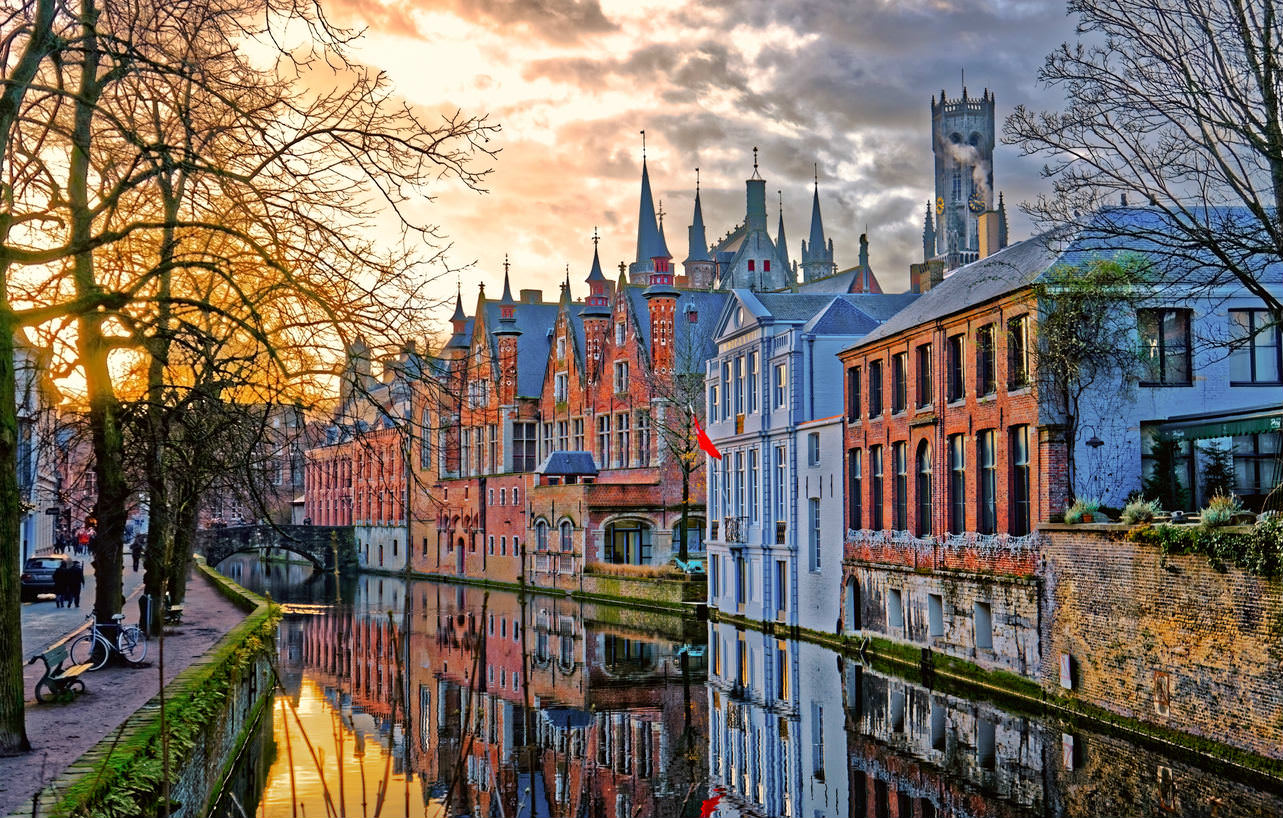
[703,290,918,633]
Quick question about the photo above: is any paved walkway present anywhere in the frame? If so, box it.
[0,564,246,817]
[19,556,147,658]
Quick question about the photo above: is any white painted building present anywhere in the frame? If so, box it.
[704,290,917,632]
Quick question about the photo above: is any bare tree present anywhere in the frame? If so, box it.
[1005,0,1283,314]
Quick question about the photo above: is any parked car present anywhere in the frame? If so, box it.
[21,555,69,602]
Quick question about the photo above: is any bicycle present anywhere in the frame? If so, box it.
[69,613,148,670]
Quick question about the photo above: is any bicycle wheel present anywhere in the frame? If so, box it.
[117,626,147,663]
[69,633,111,671]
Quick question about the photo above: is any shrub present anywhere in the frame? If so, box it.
[1127,515,1283,577]
[1121,498,1162,525]
[583,561,685,580]
[1064,497,1102,524]
[1201,493,1243,529]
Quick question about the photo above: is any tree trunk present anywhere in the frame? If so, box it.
[71,0,126,624]
[167,499,198,604]
[678,465,690,563]
[0,321,30,754]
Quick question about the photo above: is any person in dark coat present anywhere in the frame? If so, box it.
[52,561,70,608]
[131,535,144,572]
[69,561,85,608]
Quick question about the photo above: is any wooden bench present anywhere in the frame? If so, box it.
[29,643,91,703]
[164,604,184,626]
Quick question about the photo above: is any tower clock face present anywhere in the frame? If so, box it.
[968,191,986,214]
[935,197,945,216]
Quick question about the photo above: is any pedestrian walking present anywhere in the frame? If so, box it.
[52,561,70,608]
[69,561,85,608]
[75,527,90,556]
[131,535,144,572]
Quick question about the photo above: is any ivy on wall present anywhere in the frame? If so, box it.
[1126,516,1283,577]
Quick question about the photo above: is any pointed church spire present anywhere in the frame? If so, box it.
[495,255,521,336]
[799,166,834,282]
[685,169,711,264]
[586,228,606,284]
[634,140,669,269]
[775,190,791,273]
[500,255,514,303]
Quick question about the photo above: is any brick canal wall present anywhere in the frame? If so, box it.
[31,559,277,818]
[1040,524,1283,763]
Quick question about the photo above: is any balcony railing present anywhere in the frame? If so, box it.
[722,516,747,544]
[774,521,786,545]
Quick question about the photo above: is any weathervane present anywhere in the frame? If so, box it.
[592,226,599,248]
[641,129,646,160]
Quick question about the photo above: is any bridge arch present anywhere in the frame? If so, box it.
[197,525,358,574]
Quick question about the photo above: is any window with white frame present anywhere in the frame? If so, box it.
[807,432,820,466]
[1230,309,1282,384]
[597,415,611,465]
[614,360,629,393]
[747,351,759,413]
[554,372,568,402]
[615,321,625,346]
[573,418,584,450]
[748,448,759,525]
[636,410,650,466]
[615,413,630,467]
[774,362,787,408]
[774,445,787,524]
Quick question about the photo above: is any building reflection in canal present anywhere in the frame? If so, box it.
[707,618,1283,818]
[216,554,1283,818]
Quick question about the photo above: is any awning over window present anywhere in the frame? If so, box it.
[1151,405,1282,442]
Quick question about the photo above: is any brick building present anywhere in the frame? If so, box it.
[838,206,1283,677]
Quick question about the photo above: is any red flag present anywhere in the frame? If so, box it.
[692,412,721,460]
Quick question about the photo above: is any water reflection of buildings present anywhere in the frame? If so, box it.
[707,621,1283,818]
[406,583,708,818]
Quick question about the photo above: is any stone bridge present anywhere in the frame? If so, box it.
[197,525,358,573]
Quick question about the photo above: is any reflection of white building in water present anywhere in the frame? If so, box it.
[706,621,848,817]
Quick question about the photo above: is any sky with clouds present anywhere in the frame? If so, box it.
[323,0,1081,326]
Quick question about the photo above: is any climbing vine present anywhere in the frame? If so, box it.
[1126,516,1283,577]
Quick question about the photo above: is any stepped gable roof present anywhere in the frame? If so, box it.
[623,286,730,364]
[535,450,599,476]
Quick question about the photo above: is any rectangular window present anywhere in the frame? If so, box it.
[776,637,788,695]
[488,535,495,555]
[615,412,630,468]
[734,356,744,414]
[870,445,884,530]
[774,566,785,617]
[597,415,611,466]
[976,324,996,397]
[892,442,908,530]
[847,366,861,421]
[748,448,759,525]
[748,259,755,271]
[636,410,650,466]
[948,434,966,534]
[710,555,719,603]
[709,381,719,418]
[807,432,820,466]
[868,360,883,418]
[573,418,584,451]
[774,445,787,524]
[848,448,862,531]
[1007,314,1029,389]
[1229,309,1282,384]
[774,362,788,408]
[554,372,568,402]
[891,353,907,413]
[488,424,498,473]
[974,601,993,650]
[1010,425,1031,535]
[513,422,537,472]
[557,420,568,452]
[615,321,625,346]
[748,351,759,413]
[614,360,629,393]
[1234,432,1282,507]
[808,497,821,571]
[916,344,933,407]
[500,536,507,556]
[1138,308,1192,385]
[542,422,554,461]
[946,334,965,401]
[928,593,944,639]
[722,361,732,420]
[734,451,745,517]
[978,430,997,534]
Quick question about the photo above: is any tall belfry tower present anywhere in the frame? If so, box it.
[930,86,995,268]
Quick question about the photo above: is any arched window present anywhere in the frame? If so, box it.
[535,520,548,552]
[916,440,933,536]
[559,520,573,552]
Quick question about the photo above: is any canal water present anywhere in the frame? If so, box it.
[211,554,1283,817]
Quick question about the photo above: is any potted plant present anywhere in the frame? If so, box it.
[1065,497,1104,524]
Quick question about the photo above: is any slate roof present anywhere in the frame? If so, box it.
[842,206,1283,352]
[794,265,884,294]
[536,450,599,476]
[480,299,562,398]
[624,286,730,366]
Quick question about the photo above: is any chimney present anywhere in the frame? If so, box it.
[978,211,1002,259]
[519,289,542,304]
